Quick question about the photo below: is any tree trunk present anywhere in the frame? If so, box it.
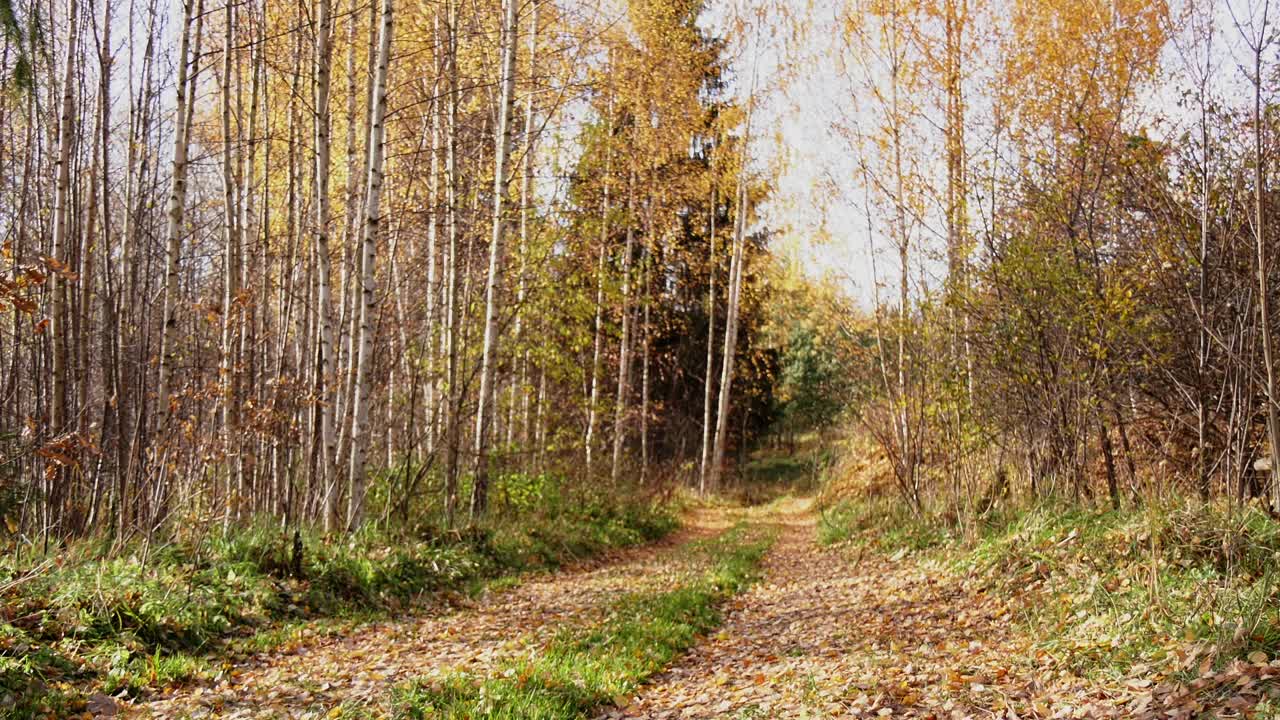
[889,3,916,505]
[640,259,651,485]
[442,0,461,527]
[93,0,114,534]
[347,0,394,530]
[471,0,520,519]
[48,0,80,535]
[240,4,264,514]
[708,91,755,492]
[699,151,717,494]
[708,157,749,492]
[314,0,340,531]
[512,0,539,457]
[424,7,443,457]
[156,0,200,429]
[1197,63,1211,501]
[220,0,243,528]
[610,169,637,486]
[585,101,612,477]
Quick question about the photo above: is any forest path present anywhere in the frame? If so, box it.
[122,507,737,719]
[121,485,1280,719]
[603,496,1076,720]
[596,492,1280,720]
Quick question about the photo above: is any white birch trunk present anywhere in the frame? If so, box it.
[585,112,611,477]
[471,0,520,518]
[609,170,637,485]
[699,155,716,494]
[219,0,243,527]
[708,167,749,492]
[516,2,539,453]
[442,0,461,526]
[346,0,394,529]
[708,90,755,491]
[314,0,341,532]
[157,0,200,423]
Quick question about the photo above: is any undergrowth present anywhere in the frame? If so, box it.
[390,524,774,719]
[729,437,832,506]
[0,487,676,718]
[819,490,1280,680]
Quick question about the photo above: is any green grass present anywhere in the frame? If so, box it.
[817,493,948,551]
[734,444,832,505]
[818,491,1280,678]
[960,501,1280,678]
[0,490,677,719]
[391,525,775,719]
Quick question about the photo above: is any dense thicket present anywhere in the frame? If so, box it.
[820,0,1280,517]
[0,0,773,544]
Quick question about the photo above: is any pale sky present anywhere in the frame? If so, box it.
[705,0,1267,309]
[704,0,942,308]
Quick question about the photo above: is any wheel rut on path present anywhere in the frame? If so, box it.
[124,510,731,719]
[606,497,1055,720]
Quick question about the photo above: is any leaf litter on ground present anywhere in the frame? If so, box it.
[119,509,736,719]
[603,497,1280,720]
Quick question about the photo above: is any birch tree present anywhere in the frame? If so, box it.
[700,143,718,494]
[314,0,340,531]
[46,0,79,534]
[156,0,201,426]
[609,170,637,485]
[708,101,754,492]
[219,0,243,525]
[347,0,394,529]
[471,0,520,518]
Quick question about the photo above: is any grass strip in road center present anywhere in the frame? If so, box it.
[388,523,775,719]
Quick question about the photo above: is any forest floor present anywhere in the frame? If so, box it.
[604,496,1280,720]
[605,499,1131,719]
[118,508,737,719]
[108,483,1280,719]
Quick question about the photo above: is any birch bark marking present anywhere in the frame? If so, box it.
[157,0,200,425]
[708,81,755,493]
[315,0,340,531]
[585,97,613,478]
[699,145,717,494]
[609,169,637,485]
[219,0,242,526]
[346,0,394,529]
[471,0,520,519]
